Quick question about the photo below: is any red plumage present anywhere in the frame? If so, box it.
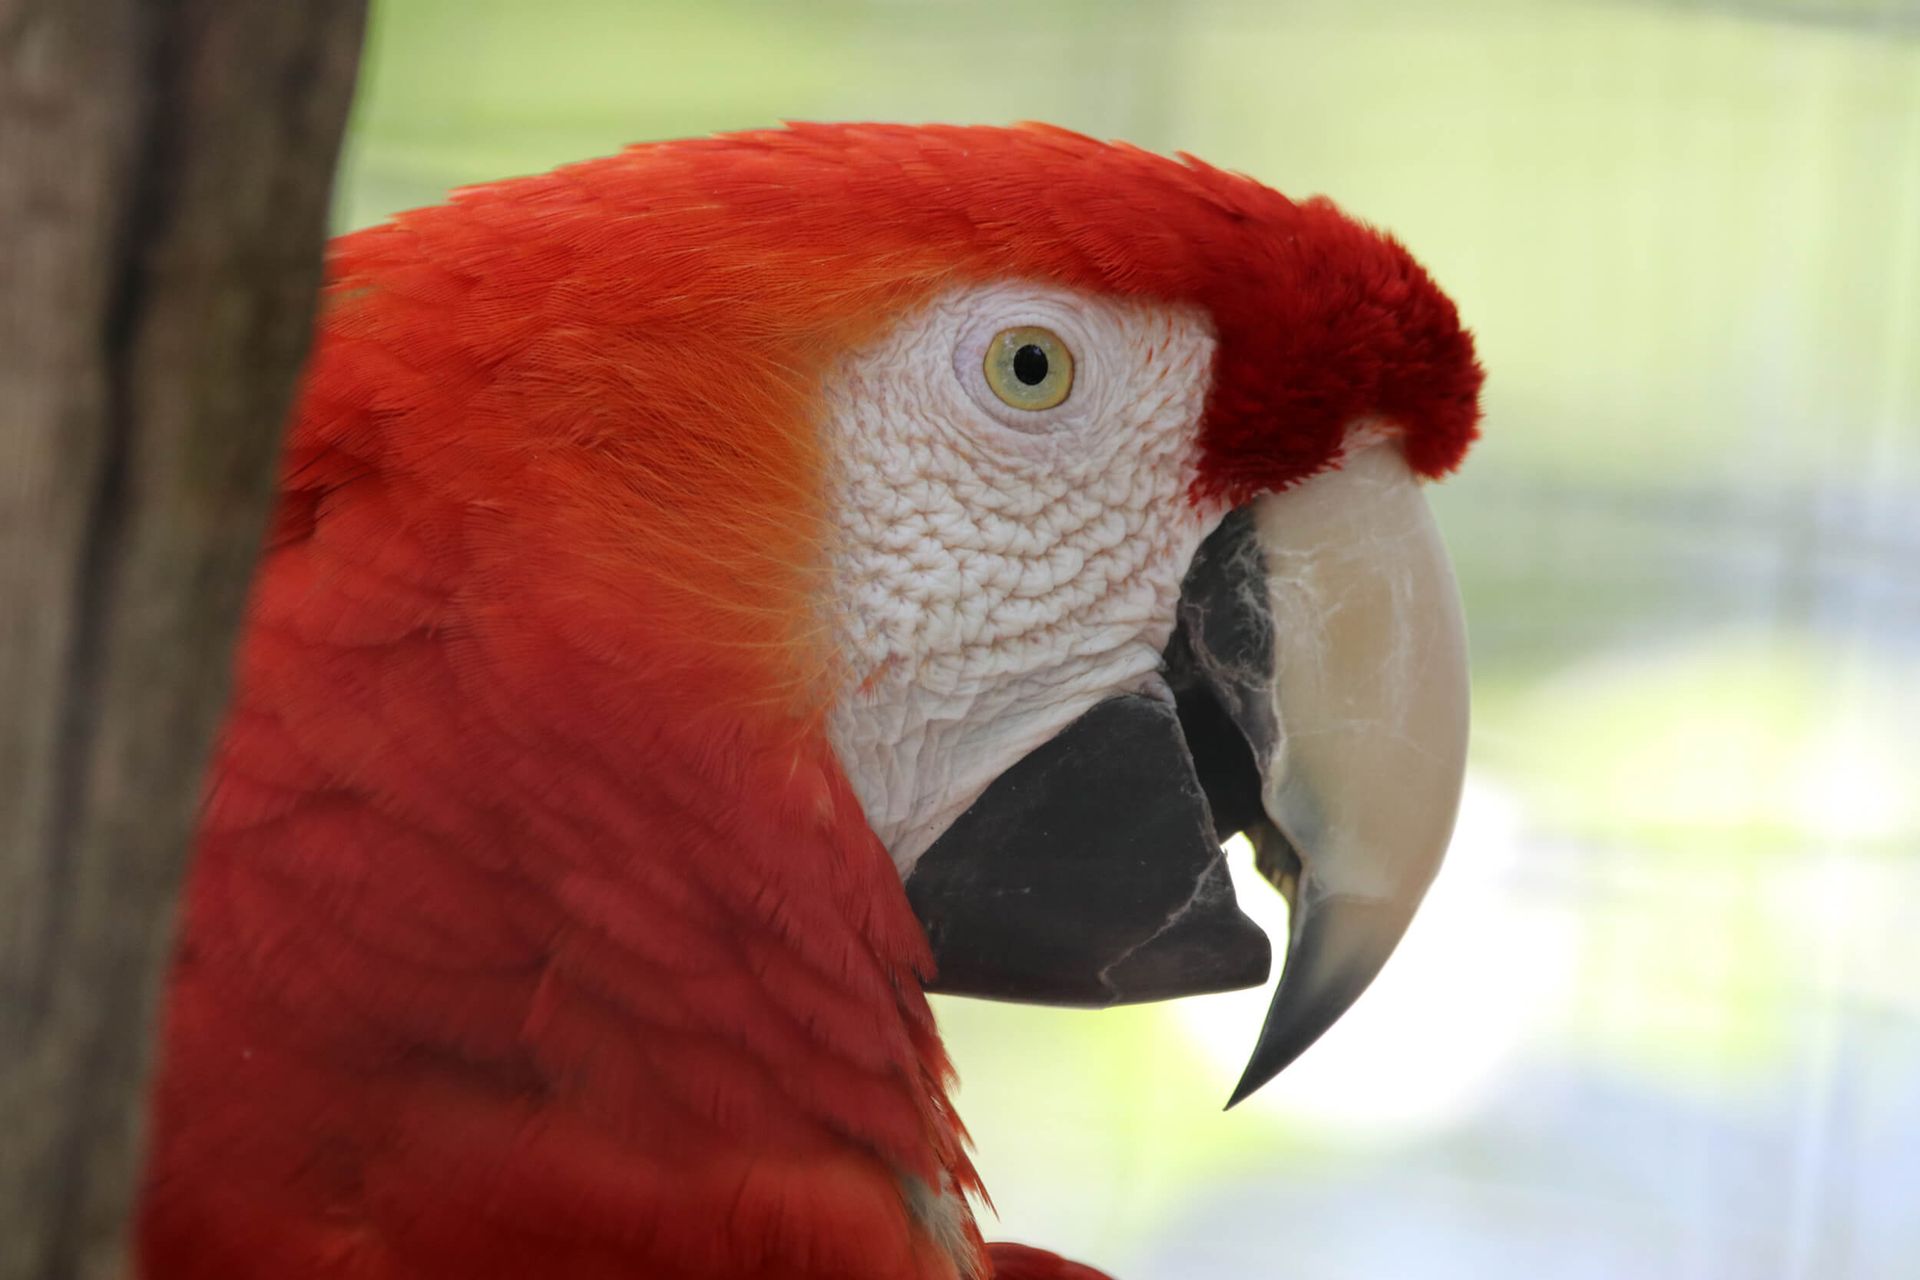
[985,1244,1117,1280]
[139,123,1478,1279]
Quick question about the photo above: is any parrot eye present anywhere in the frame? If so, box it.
[982,326,1074,411]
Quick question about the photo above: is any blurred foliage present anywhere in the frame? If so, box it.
[337,2,1920,1275]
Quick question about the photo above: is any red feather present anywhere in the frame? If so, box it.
[987,1244,1115,1280]
[139,123,1479,1279]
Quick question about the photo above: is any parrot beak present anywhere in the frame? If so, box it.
[1173,443,1471,1104]
[905,443,1469,1104]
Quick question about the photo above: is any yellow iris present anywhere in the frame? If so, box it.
[983,326,1074,411]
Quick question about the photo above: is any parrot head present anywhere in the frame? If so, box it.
[146,122,1480,1279]
[629,122,1481,1103]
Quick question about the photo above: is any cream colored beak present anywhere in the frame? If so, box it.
[1185,442,1471,1104]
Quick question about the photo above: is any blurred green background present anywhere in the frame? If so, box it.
[337,2,1920,1276]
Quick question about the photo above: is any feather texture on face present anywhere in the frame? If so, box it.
[139,123,1481,1280]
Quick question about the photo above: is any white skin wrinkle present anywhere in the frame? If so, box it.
[822,283,1225,875]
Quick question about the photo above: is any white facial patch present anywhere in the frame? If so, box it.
[822,283,1225,874]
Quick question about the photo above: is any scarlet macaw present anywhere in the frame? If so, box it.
[138,123,1481,1280]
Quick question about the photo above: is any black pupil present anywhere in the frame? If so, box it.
[1011,343,1050,387]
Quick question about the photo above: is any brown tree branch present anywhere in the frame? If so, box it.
[0,3,366,1276]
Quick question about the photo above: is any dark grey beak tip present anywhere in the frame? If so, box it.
[1097,858,1273,1004]
[1225,893,1419,1108]
[906,694,1274,1009]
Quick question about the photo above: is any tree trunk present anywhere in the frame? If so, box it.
[0,3,366,1276]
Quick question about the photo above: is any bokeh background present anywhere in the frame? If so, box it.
[334,2,1920,1276]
